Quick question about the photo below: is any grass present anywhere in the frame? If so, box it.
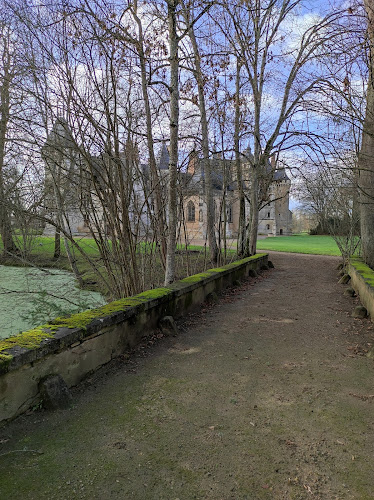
[0,235,237,299]
[256,234,342,256]
[1,234,345,266]
[0,233,348,303]
[182,234,345,257]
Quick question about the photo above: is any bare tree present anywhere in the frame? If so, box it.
[164,0,180,285]
[234,59,247,257]
[297,155,360,262]
[182,0,218,263]
[214,0,341,255]
[0,19,20,256]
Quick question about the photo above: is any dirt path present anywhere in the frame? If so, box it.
[1,253,374,500]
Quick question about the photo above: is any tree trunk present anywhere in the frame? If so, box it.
[184,6,218,263]
[53,228,61,259]
[0,30,18,256]
[360,0,374,269]
[246,168,259,256]
[164,0,179,285]
[134,4,167,269]
[234,60,246,257]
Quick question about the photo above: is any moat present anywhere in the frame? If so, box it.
[0,265,105,339]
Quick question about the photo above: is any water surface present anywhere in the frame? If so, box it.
[0,265,106,339]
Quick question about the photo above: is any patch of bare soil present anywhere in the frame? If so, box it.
[1,252,374,499]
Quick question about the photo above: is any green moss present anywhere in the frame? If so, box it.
[0,288,174,358]
[350,258,374,288]
[0,255,268,362]
[181,271,216,283]
[135,288,172,300]
[51,289,173,330]
[181,255,267,283]
[0,352,12,364]
[0,325,56,361]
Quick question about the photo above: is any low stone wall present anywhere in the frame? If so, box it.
[348,258,374,320]
[0,254,268,424]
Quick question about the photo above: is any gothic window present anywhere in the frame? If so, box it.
[227,205,233,223]
[187,200,195,222]
[266,224,270,230]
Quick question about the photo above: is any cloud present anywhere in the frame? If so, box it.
[281,12,324,52]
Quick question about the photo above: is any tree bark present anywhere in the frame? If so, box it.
[0,27,18,256]
[246,169,259,256]
[234,59,246,257]
[53,229,61,259]
[359,0,374,269]
[164,0,179,285]
[184,5,218,263]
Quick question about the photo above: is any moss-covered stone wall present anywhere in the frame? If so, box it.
[0,254,268,423]
[348,258,374,321]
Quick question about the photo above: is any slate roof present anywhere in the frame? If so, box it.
[273,168,290,181]
[242,147,290,181]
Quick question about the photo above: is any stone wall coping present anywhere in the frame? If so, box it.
[349,257,374,321]
[0,254,268,376]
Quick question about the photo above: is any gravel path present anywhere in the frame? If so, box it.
[1,252,374,499]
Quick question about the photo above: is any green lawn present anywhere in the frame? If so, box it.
[256,234,341,256]
[0,234,346,261]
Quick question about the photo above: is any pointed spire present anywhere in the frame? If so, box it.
[157,142,170,170]
[44,117,75,151]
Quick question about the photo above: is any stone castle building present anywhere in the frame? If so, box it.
[42,120,292,240]
[182,148,292,242]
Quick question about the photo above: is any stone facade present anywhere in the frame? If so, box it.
[42,121,291,240]
[182,152,292,242]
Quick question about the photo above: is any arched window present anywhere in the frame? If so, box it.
[227,205,233,223]
[187,200,195,222]
[266,224,270,230]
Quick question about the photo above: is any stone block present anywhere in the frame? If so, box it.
[38,374,72,410]
[206,292,218,303]
[352,306,368,319]
[159,316,178,336]
[338,274,351,284]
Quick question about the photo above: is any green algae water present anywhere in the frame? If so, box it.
[0,265,106,339]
